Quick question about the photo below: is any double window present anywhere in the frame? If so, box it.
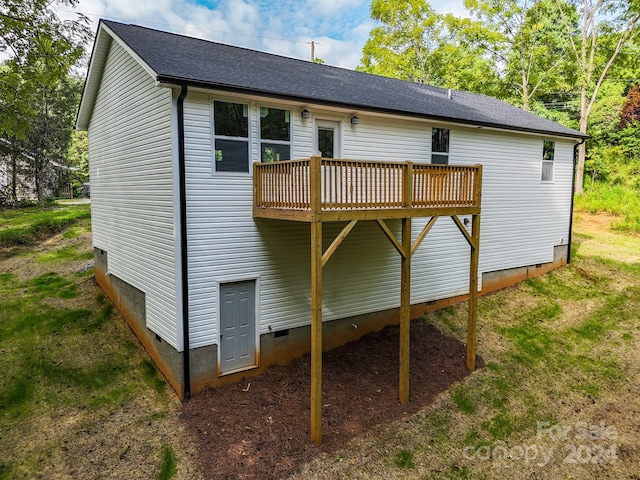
[213,102,291,172]
[541,140,555,182]
[431,127,450,164]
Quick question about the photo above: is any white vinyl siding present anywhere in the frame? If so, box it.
[451,128,572,273]
[88,40,180,348]
[184,93,573,348]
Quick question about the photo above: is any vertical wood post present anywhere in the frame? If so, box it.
[399,216,411,404]
[467,214,480,371]
[310,155,323,445]
[310,156,322,215]
[310,220,323,444]
[467,166,482,371]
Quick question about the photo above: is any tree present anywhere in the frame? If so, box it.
[619,84,640,129]
[358,0,501,95]
[1,0,90,136]
[461,0,577,110]
[68,130,89,194]
[20,76,83,204]
[0,0,90,204]
[553,0,640,193]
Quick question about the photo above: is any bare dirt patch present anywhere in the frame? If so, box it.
[181,321,480,480]
[573,212,640,265]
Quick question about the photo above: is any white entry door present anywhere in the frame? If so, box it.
[219,280,257,374]
[316,120,340,158]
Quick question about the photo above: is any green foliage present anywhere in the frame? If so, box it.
[0,1,91,204]
[0,0,90,132]
[575,182,640,233]
[619,84,640,129]
[68,130,89,194]
[359,0,501,95]
[158,445,178,480]
[584,81,640,186]
[464,0,577,109]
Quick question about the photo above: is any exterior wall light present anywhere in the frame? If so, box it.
[350,115,359,125]
[301,109,311,119]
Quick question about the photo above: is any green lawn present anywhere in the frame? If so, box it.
[0,204,91,249]
[0,205,187,480]
[1,205,639,479]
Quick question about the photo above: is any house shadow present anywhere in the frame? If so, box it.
[180,319,483,480]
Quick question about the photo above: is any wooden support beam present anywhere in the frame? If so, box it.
[310,220,323,445]
[399,217,412,404]
[467,214,480,371]
[376,219,406,258]
[467,166,482,371]
[451,215,476,249]
[322,220,358,267]
[411,216,438,257]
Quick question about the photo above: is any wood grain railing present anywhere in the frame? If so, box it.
[254,157,481,213]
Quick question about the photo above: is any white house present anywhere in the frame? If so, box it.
[76,20,586,418]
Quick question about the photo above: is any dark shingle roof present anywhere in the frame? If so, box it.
[101,20,585,139]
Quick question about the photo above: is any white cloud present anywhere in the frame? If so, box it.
[57,0,466,70]
[306,0,367,18]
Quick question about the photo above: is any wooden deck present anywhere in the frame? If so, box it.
[252,156,483,445]
[253,156,482,221]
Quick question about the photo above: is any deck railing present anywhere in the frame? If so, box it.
[254,157,481,213]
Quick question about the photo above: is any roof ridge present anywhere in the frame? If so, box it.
[100,19,459,97]
[84,19,586,139]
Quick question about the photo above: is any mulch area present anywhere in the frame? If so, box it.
[180,320,483,480]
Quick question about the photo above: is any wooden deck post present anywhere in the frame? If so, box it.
[400,216,412,404]
[310,155,323,445]
[310,220,323,444]
[467,166,482,371]
[400,162,413,404]
[467,214,480,370]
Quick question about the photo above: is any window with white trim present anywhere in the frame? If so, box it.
[541,140,555,182]
[431,127,450,164]
[213,101,249,172]
[259,107,291,162]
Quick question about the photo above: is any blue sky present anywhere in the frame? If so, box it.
[59,0,466,69]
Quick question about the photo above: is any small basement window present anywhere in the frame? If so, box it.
[541,140,555,182]
[213,101,249,172]
[260,107,291,163]
[431,127,450,165]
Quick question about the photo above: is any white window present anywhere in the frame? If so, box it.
[213,101,249,172]
[431,127,450,164]
[542,140,555,182]
[259,107,291,162]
